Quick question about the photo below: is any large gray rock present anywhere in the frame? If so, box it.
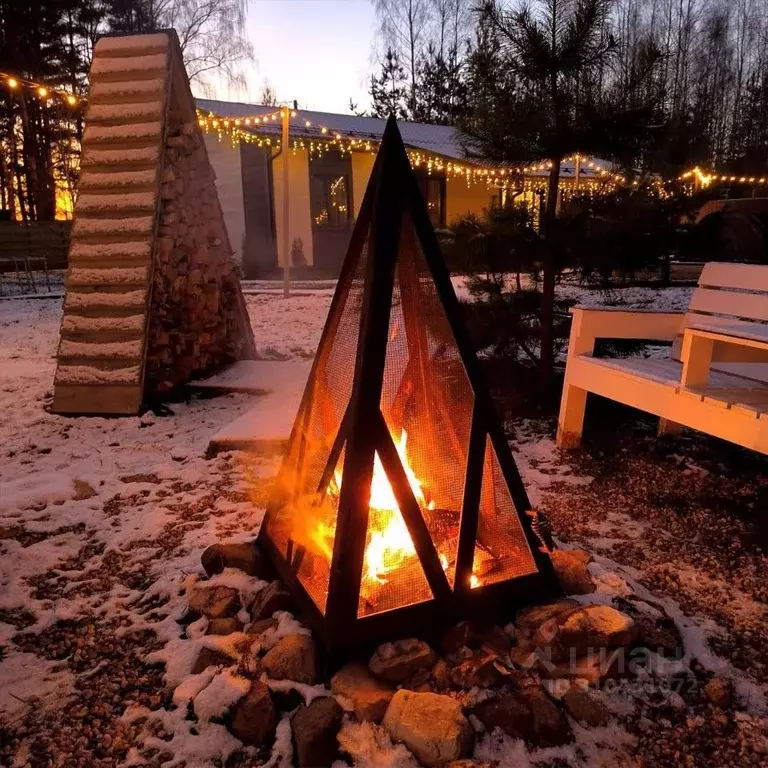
[201,541,272,578]
[246,617,279,637]
[229,682,278,746]
[473,685,572,748]
[291,696,344,767]
[551,550,596,595]
[191,647,236,674]
[534,604,636,661]
[515,599,581,633]
[188,585,240,619]
[522,685,573,747]
[331,661,394,723]
[562,689,610,727]
[369,639,437,684]
[472,693,533,741]
[382,689,473,767]
[250,581,294,620]
[261,633,317,684]
[207,617,243,636]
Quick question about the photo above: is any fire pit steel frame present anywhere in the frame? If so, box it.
[258,118,561,651]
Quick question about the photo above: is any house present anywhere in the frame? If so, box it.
[196,99,620,278]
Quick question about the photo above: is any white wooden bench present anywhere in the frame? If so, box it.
[557,263,768,454]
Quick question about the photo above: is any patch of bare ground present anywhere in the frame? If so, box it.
[629,692,767,768]
[3,619,168,767]
[0,607,36,630]
[0,521,87,547]
[534,413,768,765]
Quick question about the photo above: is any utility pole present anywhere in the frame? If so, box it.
[574,154,580,193]
[281,105,290,298]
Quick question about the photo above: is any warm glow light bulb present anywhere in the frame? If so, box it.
[38,86,48,98]
[66,94,77,106]
[7,77,18,89]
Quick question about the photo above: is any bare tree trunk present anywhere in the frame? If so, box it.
[540,157,561,392]
[10,131,28,221]
[0,146,8,211]
[17,94,39,220]
[409,2,418,114]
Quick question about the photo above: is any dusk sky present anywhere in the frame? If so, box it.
[210,0,378,114]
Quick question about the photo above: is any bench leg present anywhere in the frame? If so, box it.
[681,333,714,389]
[557,383,587,449]
[658,418,683,436]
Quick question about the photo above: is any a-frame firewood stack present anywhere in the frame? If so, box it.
[53,30,255,415]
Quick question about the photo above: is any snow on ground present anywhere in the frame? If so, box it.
[1,281,765,767]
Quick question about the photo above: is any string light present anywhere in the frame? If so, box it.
[1,70,82,107]
[680,166,768,187]
[0,72,754,194]
[196,107,628,193]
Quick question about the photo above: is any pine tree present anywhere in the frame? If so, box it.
[105,0,159,34]
[412,43,467,125]
[369,48,409,119]
[460,0,658,388]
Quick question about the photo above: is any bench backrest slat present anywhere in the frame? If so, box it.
[688,287,768,323]
[671,262,768,360]
[698,262,768,293]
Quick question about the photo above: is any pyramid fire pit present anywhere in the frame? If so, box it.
[258,118,560,650]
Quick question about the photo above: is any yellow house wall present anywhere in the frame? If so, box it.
[204,135,245,263]
[351,152,376,218]
[273,147,314,266]
[445,177,496,224]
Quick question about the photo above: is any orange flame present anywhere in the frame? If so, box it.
[324,428,482,597]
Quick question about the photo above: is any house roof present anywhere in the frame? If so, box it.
[195,98,616,179]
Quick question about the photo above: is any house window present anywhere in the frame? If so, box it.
[416,174,446,227]
[311,174,351,229]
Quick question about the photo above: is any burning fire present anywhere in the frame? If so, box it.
[323,428,482,598]
[326,430,432,586]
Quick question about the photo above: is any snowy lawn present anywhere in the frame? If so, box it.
[1,282,767,767]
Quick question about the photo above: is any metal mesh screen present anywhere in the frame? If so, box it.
[358,216,475,617]
[265,193,540,623]
[356,450,433,616]
[472,437,537,588]
[263,244,368,614]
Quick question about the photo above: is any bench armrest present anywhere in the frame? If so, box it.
[570,306,685,343]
